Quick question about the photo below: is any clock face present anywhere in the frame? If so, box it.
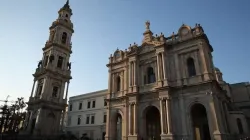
[181,28,189,36]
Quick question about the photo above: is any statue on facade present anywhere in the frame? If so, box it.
[37,60,42,68]
[145,20,150,30]
[67,62,71,70]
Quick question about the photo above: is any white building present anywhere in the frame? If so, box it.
[66,89,108,140]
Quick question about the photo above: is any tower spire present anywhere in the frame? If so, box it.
[59,0,72,15]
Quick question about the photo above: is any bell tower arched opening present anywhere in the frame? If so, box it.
[191,103,211,140]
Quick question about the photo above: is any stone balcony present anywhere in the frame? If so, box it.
[140,83,157,93]
[34,65,71,78]
[28,96,67,105]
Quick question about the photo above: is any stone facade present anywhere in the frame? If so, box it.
[104,21,250,140]
[23,0,74,136]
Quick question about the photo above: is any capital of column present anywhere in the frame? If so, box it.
[206,91,215,96]
[158,97,165,101]
[129,102,137,105]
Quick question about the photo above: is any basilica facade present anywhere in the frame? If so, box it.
[21,1,250,140]
[104,21,250,140]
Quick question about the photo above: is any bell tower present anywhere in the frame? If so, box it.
[25,0,74,136]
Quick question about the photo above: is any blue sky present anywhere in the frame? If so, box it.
[0,0,249,104]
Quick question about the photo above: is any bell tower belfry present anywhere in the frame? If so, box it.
[25,0,74,136]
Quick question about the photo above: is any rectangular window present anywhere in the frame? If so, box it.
[103,114,107,123]
[86,115,90,124]
[69,104,72,111]
[77,115,81,125]
[79,102,82,110]
[87,101,91,108]
[104,100,107,106]
[57,56,64,68]
[91,115,95,124]
[92,100,96,108]
[67,116,71,126]
[52,86,59,97]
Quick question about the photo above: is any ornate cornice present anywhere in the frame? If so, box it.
[43,41,72,54]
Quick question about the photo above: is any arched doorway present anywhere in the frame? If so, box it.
[145,106,161,140]
[191,103,211,140]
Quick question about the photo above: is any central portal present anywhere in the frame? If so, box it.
[191,103,211,140]
[145,106,161,140]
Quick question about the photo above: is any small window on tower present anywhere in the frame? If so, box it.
[57,56,64,68]
[65,14,68,17]
[61,32,67,44]
[52,86,59,98]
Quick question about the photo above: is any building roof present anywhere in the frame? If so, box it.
[69,89,108,101]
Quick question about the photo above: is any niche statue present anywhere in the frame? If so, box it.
[67,62,71,70]
[37,60,42,68]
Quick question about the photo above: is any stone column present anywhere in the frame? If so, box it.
[121,71,124,95]
[61,110,65,130]
[124,67,127,94]
[105,106,111,140]
[129,62,132,87]
[30,80,36,97]
[209,93,222,136]
[65,82,69,99]
[60,81,65,100]
[133,61,136,86]
[133,102,137,135]
[108,70,112,93]
[41,77,47,99]
[166,98,172,134]
[159,98,165,135]
[194,51,201,75]
[174,54,181,85]
[112,74,115,93]
[157,54,162,85]
[199,44,210,81]
[179,94,187,136]
[161,52,166,79]
[128,103,132,135]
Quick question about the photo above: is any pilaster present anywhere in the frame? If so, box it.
[207,92,227,140]
[161,52,168,87]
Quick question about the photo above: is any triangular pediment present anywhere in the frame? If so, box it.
[139,41,155,54]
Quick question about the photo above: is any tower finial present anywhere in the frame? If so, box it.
[59,0,72,15]
[145,20,150,30]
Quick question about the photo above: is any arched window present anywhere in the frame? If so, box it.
[187,57,196,77]
[66,14,68,17]
[147,67,155,84]
[237,118,244,134]
[61,32,67,44]
[116,76,121,91]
